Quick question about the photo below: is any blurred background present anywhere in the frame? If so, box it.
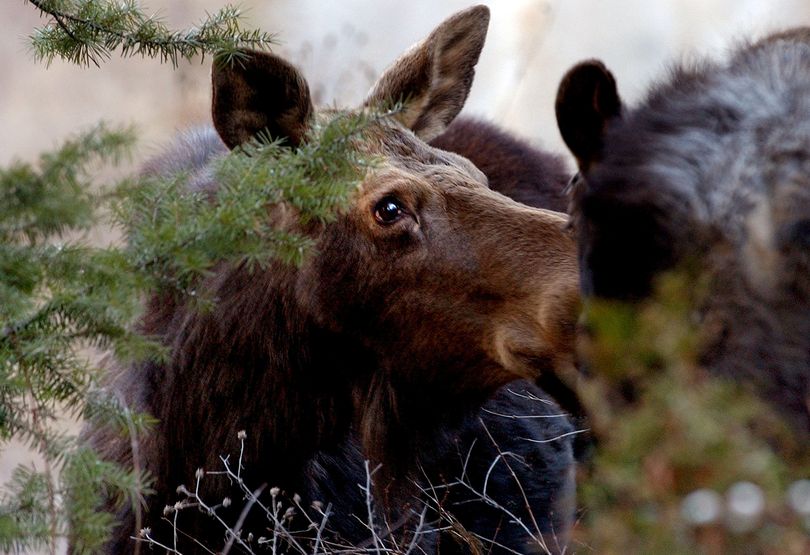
[2,1,810,551]
[4,0,810,167]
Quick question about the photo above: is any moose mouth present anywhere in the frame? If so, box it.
[504,350,586,436]
[490,312,577,379]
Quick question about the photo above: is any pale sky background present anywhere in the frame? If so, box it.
[2,1,810,552]
[4,0,810,167]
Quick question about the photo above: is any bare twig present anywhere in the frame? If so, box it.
[222,484,266,555]
[116,390,145,555]
[361,460,384,554]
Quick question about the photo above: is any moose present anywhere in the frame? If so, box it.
[79,6,583,554]
[556,29,810,438]
[432,117,572,213]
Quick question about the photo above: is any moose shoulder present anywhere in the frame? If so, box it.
[79,6,582,554]
[556,29,810,437]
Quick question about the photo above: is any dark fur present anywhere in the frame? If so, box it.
[79,7,583,554]
[431,118,571,212]
[557,29,810,436]
[89,128,578,555]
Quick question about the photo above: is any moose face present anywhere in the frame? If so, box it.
[310,121,579,396]
[556,31,810,434]
[210,6,580,407]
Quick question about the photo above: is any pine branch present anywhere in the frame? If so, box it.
[0,122,134,245]
[26,0,276,67]
[115,107,395,297]
[0,122,152,551]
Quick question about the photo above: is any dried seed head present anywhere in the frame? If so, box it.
[195,468,205,479]
[237,430,247,440]
[223,497,232,508]
[270,486,280,497]
[293,493,301,504]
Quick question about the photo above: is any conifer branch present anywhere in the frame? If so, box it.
[0,123,150,552]
[26,0,276,67]
[0,101,393,549]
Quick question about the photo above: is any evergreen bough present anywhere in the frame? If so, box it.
[27,0,275,67]
[0,123,155,553]
[3,2,377,552]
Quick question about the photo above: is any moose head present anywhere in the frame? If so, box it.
[203,5,581,452]
[555,32,810,435]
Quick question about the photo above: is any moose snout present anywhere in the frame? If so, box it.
[486,265,581,381]
[473,201,581,378]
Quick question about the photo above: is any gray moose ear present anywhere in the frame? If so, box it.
[211,51,314,150]
[555,60,622,171]
[364,5,490,142]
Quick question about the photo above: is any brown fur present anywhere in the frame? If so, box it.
[365,5,489,141]
[80,6,581,553]
[212,53,313,148]
[431,117,571,212]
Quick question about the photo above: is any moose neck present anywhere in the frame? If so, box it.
[355,354,503,483]
[155,263,364,481]
[150,260,506,488]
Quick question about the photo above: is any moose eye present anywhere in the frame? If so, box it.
[373,196,406,225]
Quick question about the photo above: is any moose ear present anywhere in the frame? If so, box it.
[212,51,314,150]
[555,60,622,171]
[364,5,490,141]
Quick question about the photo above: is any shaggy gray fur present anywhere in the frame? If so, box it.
[575,29,810,435]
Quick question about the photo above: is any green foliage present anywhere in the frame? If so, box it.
[0,449,153,554]
[0,108,379,550]
[3,2,390,549]
[115,111,377,298]
[1,124,137,417]
[63,448,154,554]
[576,271,810,554]
[0,124,130,244]
[0,465,52,553]
[27,0,275,67]
[0,123,155,553]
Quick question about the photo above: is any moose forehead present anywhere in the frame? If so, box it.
[343,115,489,192]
